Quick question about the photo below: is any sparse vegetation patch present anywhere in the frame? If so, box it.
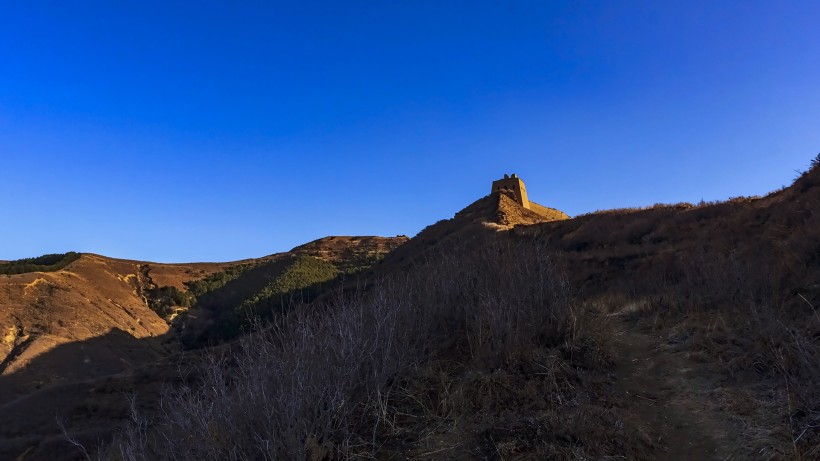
[240,254,339,312]
[184,262,259,297]
[145,286,195,321]
[0,252,81,275]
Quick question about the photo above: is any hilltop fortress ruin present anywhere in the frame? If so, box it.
[492,173,530,209]
[491,173,569,223]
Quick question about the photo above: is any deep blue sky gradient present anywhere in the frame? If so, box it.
[1,1,819,262]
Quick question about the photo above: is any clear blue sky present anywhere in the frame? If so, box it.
[1,1,819,262]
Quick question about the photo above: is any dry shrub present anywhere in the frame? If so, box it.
[108,236,593,460]
[628,244,820,458]
[380,341,648,460]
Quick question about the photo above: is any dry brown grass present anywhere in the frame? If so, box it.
[516,154,820,458]
[103,237,652,460]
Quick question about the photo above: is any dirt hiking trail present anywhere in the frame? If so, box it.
[611,316,739,460]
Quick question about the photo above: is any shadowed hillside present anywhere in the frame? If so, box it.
[101,156,820,460]
[0,329,170,460]
[0,255,213,381]
[3,158,820,460]
[176,236,408,346]
[0,236,408,459]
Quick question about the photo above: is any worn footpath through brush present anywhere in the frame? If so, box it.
[610,309,741,460]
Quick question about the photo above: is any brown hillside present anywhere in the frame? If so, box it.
[0,255,231,403]
[319,161,820,459]
[491,161,820,458]
[0,235,409,460]
[0,236,404,376]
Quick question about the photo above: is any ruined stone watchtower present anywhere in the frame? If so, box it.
[491,173,530,209]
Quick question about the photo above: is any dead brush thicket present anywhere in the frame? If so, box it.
[516,154,820,459]
[102,236,633,460]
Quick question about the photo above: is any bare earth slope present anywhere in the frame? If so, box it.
[0,255,233,402]
[0,255,236,459]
